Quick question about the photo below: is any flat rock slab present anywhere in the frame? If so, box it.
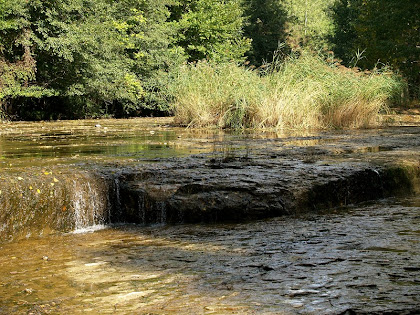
[114,149,419,224]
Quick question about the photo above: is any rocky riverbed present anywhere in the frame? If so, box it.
[0,117,419,314]
[0,196,418,314]
[0,118,419,240]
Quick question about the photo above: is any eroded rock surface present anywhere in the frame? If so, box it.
[0,197,418,314]
[114,125,420,224]
[0,120,419,238]
[117,154,419,224]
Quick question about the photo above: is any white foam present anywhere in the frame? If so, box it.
[72,224,107,234]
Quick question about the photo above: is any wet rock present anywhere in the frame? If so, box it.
[114,155,419,224]
[246,264,275,271]
[339,308,420,315]
[287,289,320,297]
[0,196,418,314]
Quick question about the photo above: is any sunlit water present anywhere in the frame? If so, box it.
[0,196,418,314]
[1,117,418,169]
[1,118,419,313]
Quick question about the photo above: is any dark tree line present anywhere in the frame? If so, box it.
[331,0,419,97]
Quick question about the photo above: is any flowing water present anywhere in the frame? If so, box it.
[0,196,418,314]
[1,118,419,314]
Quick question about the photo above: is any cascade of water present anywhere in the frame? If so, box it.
[113,176,122,220]
[106,183,113,224]
[87,182,107,225]
[156,201,167,224]
[71,174,108,233]
[72,179,86,229]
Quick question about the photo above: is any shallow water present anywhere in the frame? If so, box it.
[1,118,419,313]
[0,196,418,314]
[1,118,419,169]
[0,118,208,167]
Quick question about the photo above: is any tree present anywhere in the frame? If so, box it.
[0,0,143,118]
[331,0,420,97]
[0,0,185,119]
[243,0,288,65]
[171,0,251,62]
[282,0,335,51]
[0,0,54,117]
[124,0,186,113]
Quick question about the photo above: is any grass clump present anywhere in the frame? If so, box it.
[169,53,405,129]
[168,61,264,128]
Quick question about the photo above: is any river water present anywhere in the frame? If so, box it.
[0,118,419,314]
[0,196,419,314]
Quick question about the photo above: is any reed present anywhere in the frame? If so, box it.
[169,53,405,129]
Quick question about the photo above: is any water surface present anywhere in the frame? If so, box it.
[0,197,418,314]
[1,118,419,313]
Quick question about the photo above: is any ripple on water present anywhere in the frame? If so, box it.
[0,196,419,314]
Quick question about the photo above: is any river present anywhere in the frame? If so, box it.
[0,117,419,314]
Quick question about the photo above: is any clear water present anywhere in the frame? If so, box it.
[0,196,418,314]
[1,118,419,314]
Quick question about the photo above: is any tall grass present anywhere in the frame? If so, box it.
[169,53,405,129]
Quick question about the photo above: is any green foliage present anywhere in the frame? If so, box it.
[0,0,185,118]
[31,0,145,113]
[282,0,335,51]
[0,0,51,116]
[330,0,420,97]
[243,0,288,65]
[171,0,251,62]
[1,0,417,120]
[128,0,187,113]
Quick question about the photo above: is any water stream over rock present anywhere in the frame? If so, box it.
[0,117,419,313]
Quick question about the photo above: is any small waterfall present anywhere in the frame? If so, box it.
[0,168,113,241]
[132,191,168,225]
[71,173,108,233]
[112,176,122,221]
[72,181,86,229]
[156,201,167,224]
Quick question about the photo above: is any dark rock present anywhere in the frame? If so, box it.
[1,125,419,238]
[109,154,419,224]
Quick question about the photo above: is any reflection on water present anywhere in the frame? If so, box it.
[0,118,206,167]
[0,196,418,314]
[1,118,419,313]
[1,118,419,169]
